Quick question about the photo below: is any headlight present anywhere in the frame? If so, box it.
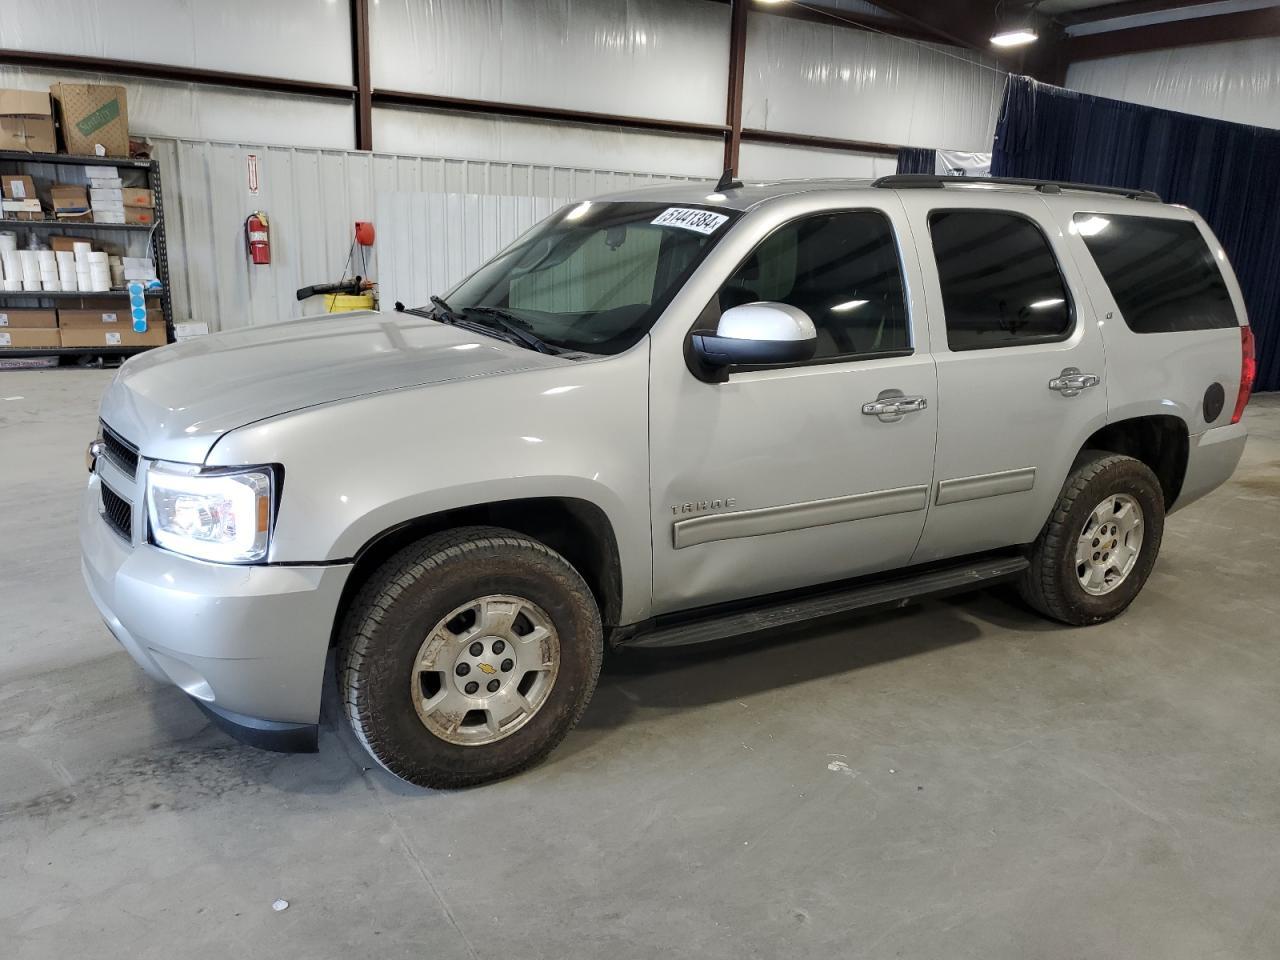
[146,464,276,563]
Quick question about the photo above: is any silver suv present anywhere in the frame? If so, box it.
[81,175,1255,787]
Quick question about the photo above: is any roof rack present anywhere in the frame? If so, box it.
[870,174,1162,203]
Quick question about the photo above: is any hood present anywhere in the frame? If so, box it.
[100,311,572,463]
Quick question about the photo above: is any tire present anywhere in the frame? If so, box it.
[338,526,603,788]
[1019,453,1165,626]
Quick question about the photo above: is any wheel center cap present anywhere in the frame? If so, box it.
[451,635,515,697]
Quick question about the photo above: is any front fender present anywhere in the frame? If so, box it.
[205,344,654,622]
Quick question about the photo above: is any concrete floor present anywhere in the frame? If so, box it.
[1,369,1278,960]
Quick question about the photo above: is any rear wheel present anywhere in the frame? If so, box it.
[338,526,602,788]
[1020,453,1165,625]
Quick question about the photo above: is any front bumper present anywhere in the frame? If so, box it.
[80,472,352,752]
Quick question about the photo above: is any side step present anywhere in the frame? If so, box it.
[621,555,1029,650]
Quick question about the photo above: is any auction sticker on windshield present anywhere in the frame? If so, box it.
[651,207,729,235]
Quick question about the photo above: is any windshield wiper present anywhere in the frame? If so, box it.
[461,306,558,355]
[430,294,462,320]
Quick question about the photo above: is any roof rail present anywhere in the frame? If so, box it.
[870,174,1162,203]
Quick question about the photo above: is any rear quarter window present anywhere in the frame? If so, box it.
[1073,213,1237,333]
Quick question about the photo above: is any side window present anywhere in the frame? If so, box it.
[710,210,910,361]
[1073,213,1236,333]
[929,210,1073,351]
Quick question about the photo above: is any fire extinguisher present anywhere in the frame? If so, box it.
[246,211,271,265]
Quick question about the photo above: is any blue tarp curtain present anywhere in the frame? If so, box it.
[993,75,1280,392]
[896,147,936,174]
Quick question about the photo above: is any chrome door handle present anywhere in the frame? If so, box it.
[1048,367,1101,398]
[862,395,928,422]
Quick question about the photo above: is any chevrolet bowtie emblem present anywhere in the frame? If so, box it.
[477,663,497,675]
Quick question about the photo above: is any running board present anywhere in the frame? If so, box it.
[620,555,1029,650]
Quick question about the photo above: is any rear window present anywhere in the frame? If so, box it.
[1073,213,1237,333]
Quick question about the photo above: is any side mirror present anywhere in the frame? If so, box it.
[691,302,818,368]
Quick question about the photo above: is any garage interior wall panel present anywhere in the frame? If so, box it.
[370,0,729,126]
[152,137,690,333]
[0,66,355,150]
[372,106,721,176]
[1066,39,1280,129]
[742,13,1006,152]
[0,0,352,84]
[737,142,898,180]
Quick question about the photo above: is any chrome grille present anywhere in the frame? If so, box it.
[101,483,132,540]
[101,423,139,479]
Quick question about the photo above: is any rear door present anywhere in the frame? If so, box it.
[898,192,1109,562]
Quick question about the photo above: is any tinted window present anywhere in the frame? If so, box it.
[929,211,1072,350]
[1073,213,1236,333]
[709,211,910,361]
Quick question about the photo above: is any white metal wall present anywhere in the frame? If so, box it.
[742,13,1008,152]
[1066,38,1280,130]
[375,193,568,312]
[151,137,692,332]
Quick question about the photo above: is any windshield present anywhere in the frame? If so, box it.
[441,201,738,355]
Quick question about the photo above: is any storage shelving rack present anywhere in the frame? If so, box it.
[0,149,173,362]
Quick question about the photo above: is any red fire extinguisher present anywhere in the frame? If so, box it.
[246,211,271,265]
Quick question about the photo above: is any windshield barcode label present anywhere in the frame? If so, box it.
[651,207,729,235]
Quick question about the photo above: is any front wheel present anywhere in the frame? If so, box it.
[338,527,603,788]
[1020,453,1165,626]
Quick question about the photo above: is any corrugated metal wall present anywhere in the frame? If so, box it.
[150,137,693,332]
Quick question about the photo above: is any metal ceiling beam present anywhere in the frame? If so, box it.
[1055,0,1231,27]
[743,0,957,45]
[848,0,994,50]
[1065,6,1280,60]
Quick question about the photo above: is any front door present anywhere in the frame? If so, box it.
[648,199,939,614]
[898,193,1110,562]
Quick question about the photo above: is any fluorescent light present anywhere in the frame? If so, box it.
[991,29,1037,47]
[566,201,592,221]
[1072,215,1110,237]
[1030,298,1064,310]
[831,299,868,313]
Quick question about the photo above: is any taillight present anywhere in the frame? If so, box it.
[1232,325,1256,424]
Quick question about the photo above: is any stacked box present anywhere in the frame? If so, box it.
[58,306,165,347]
[0,308,59,348]
[1,174,40,221]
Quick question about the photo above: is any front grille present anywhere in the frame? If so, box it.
[101,483,132,540]
[101,423,138,479]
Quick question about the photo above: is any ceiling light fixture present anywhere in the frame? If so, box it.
[990,29,1038,47]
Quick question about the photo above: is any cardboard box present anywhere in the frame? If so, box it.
[0,89,57,153]
[92,210,125,224]
[59,324,165,348]
[57,307,128,328]
[50,184,90,219]
[1,198,41,220]
[50,235,95,253]
[121,187,153,207]
[89,187,123,203]
[87,176,123,189]
[0,309,57,328]
[50,83,129,158]
[0,328,61,348]
[124,206,155,226]
[1,174,36,200]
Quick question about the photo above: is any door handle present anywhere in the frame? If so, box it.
[1048,367,1101,398]
[862,395,928,422]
